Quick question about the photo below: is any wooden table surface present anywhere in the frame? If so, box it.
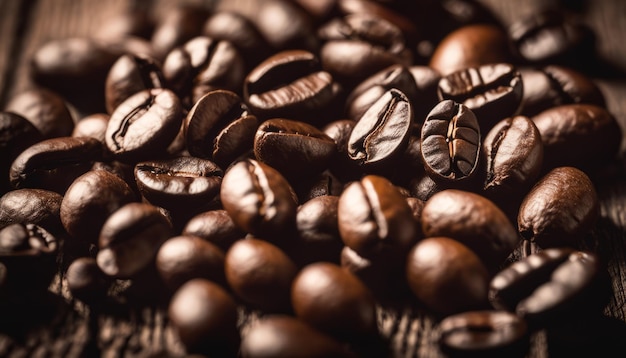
[0,0,625,357]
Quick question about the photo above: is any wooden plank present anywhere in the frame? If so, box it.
[0,0,30,108]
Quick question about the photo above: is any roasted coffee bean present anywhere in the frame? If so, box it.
[72,113,109,143]
[252,0,319,52]
[95,7,154,41]
[254,118,336,181]
[202,11,271,69]
[345,65,420,124]
[429,24,512,75]
[5,88,74,139]
[162,36,245,104]
[0,112,44,194]
[290,195,343,266]
[66,257,112,303]
[61,170,135,247]
[150,4,211,60]
[134,156,223,214]
[10,136,104,194]
[243,50,340,122]
[482,116,543,209]
[509,9,595,66]
[0,223,58,293]
[408,66,442,124]
[519,65,606,117]
[409,172,443,202]
[97,202,172,279]
[156,235,226,292]
[489,248,609,328]
[182,210,245,252]
[0,189,64,235]
[518,166,599,249]
[438,310,529,358]
[292,170,344,203]
[220,159,298,239]
[168,278,239,356]
[225,238,297,312]
[406,237,490,316]
[420,100,481,183]
[322,119,360,182]
[240,315,352,358]
[319,13,413,86]
[105,53,164,114]
[532,104,622,171]
[338,175,417,260]
[291,262,378,342]
[105,88,183,163]
[347,89,413,171]
[438,63,523,131]
[184,90,258,169]
[421,189,519,272]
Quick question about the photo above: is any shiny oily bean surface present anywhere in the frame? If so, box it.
[97,202,172,279]
[438,63,523,131]
[291,262,378,342]
[240,315,351,358]
[220,159,297,239]
[72,113,109,143]
[438,310,529,358]
[66,257,112,304]
[105,88,183,163]
[406,237,490,316]
[168,278,239,356]
[518,166,599,248]
[5,88,74,139]
[254,118,336,181]
[182,209,245,252]
[421,100,481,183]
[347,88,413,171]
[225,238,297,313]
[0,188,63,234]
[105,53,164,114]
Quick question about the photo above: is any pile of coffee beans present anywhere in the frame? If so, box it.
[0,0,622,356]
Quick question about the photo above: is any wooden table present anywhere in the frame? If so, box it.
[1,0,625,357]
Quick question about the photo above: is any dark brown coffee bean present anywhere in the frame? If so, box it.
[184,90,258,169]
[97,202,172,279]
[252,0,319,52]
[517,167,599,249]
[421,189,519,272]
[347,88,413,171]
[421,100,481,183]
[409,171,443,202]
[338,175,418,260]
[0,112,44,194]
[408,66,442,125]
[406,237,490,316]
[182,210,245,252]
[240,315,352,358]
[322,119,360,182]
[168,278,239,356]
[438,310,529,358]
[105,88,183,163]
[291,262,378,342]
[254,118,336,181]
[438,63,523,131]
[220,159,298,239]
[531,104,622,171]
[105,53,164,114]
[292,170,344,203]
[156,235,226,292]
[225,238,297,312]
[9,136,104,194]
[0,189,63,235]
[72,113,109,143]
[429,24,512,76]
[150,4,211,60]
[66,257,112,303]
[243,50,339,122]
[5,88,74,139]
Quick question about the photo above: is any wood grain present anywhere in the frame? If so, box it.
[0,0,625,357]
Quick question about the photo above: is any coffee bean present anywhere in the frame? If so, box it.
[150,4,211,60]
[10,136,104,194]
[291,262,378,342]
[182,210,245,252]
[253,0,319,52]
[72,113,109,143]
[184,90,258,169]
[5,88,75,139]
[225,238,297,312]
[156,235,226,292]
[0,112,44,194]
[105,53,164,114]
[168,278,239,356]
[220,159,298,239]
[347,88,413,171]
[406,237,490,316]
[408,66,442,124]
[105,88,183,163]
[240,315,352,358]
[438,63,523,131]
[322,119,360,182]
[338,175,418,260]
[438,310,529,358]
[254,118,336,181]
[420,100,481,183]
[243,50,340,122]
[0,188,64,235]
[97,202,172,279]
[66,257,112,303]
